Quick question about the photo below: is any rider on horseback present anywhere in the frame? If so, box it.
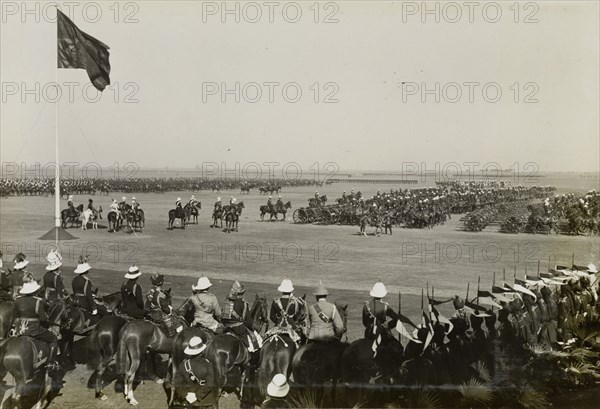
[179,276,223,334]
[118,196,127,212]
[121,267,144,319]
[88,198,96,212]
[362,282,398,344]
[276,196,283,211]
[43,251,68,303]
[305,283,344,343]
[10,252,29,298]
[132,197,140,211]
[222,280,263,352]
[72,256,102,324]
[67,194,75,217]
[145,272,177,336]
[214,197,222,211]
[270,279,306,340]
[12,279,60,371]
[267,196,275,213]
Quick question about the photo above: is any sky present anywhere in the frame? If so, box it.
[1,1,599,174]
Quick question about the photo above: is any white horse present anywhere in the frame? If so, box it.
[82,206,103,230]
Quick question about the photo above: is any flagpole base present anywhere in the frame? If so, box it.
[39,226,78,241]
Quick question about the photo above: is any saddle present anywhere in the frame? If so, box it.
[264,326,301,348]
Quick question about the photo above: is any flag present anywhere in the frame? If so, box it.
[421,311,434,353]
[57,9,111,91]
[428,296,453,306]
[396,320,421,343]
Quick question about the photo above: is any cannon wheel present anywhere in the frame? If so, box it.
[293,209,302,223]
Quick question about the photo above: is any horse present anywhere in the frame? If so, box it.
[249,294,269,337]
[87,315,129,400]
[0,300,14,340]
[61,204,83,228]
[257,331,297,403]
[0,336,54,409]
[184,202,201,225]
[224,202,244,233]
[291,302,348,406]
[107,210,121,232]
[359,214,383,236]
[211,208,224,229]
[340,332,405,406]
[164,328,218,408]
[82,205,103,230]
[259,201,292,222]
[116,314,188,405]
[168,206,191,230]
[240,186,251,195]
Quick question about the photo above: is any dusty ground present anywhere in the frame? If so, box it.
[1,184,598,408]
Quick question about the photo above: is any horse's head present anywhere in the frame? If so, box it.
[285,201,292,209]
[76,204,84,212]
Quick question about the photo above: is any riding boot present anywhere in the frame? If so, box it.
[47,344,60,372]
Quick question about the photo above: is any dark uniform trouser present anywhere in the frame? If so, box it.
[21,321,59,367]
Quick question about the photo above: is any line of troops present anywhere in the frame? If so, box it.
[0,176,318,197]
[1,250,599,391]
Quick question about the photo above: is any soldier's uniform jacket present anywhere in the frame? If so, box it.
[9,269,26,296]
[222,298,253,329]
[13,293,50,336]
[0,269,14,300]
[43,270,67,302]
[276,199,283,209]
[270,296,306,330]
[182,292,222,331]
[72,274,95,312]
[214,201,222,210]
[121,279,144,319]
[145,287,171,315]
[306,299,343,341]
[362,299,398,339]
[118,201,127,211]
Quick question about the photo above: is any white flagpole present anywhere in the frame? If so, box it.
[55,7,60,245]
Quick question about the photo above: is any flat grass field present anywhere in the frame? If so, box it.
[1,183,599,408]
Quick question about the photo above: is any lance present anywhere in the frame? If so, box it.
[503,268,506,283]
[537,259,540,277]
[426,283,432,319]
[571,252,575,267]
[493,271,496,287]
[420,288,424,314]
[466,282,470,301]
[398,291,402,342]
[477,275,481,306]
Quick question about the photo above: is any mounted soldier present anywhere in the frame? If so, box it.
[145,272,177,336]
[87,198,96,212]
[43,250,68,303]
[12,279,60,372]
[67,194,75,217]
[305,283,344,343]
[222,280,262,352]
[269,279,306,339]
[214,197,222,211]
[362,282,399,347]
[276,195,284,211]
[179,276,223,334]
[11,252,30,298]
[72,256,101,325]
[121,266,144,319]
[267,196,274,213]
[118,196,128,212]
[0,251,10,301]
[131,196,140,211]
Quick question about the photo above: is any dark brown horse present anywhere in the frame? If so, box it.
[116,315,188,405]
[259,201,292,221]
[291,302,348,406]
[257,332,297,402]
[224,202,244,233]
[184,202,201,225]
[168,206,191,230]
[61,204,83,228]
[87,314,128,400]
[0,300,14,340]
[0,336,53,409]
[203,333,249,401]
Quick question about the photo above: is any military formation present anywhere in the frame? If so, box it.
[1,248,599,407]
[0,177,318,197]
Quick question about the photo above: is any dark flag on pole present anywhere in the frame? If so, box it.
[57,9,111,91]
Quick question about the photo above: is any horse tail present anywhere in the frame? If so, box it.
[116,332,130,375]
